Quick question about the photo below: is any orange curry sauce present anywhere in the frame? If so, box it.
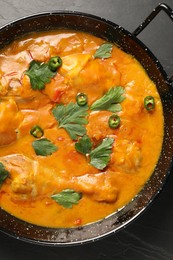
[0,31,163,227]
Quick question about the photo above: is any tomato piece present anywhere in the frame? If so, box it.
[53,88,64,103]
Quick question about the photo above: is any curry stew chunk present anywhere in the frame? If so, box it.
[0,31,163,227]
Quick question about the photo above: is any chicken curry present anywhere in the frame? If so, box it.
[0,31,163,227]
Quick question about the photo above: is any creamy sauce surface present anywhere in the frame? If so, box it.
[0,31,163,227]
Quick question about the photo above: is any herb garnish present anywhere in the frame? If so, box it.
[32,138,58,156]
[0,162,9,186]
[94,43,113,59]
[52,103,88,140]
[75,135,92,155]
[90,137,114,170]
[25,56,62,90]
[51,189,82,208]
[75,135,114,170]
[91,86,125,112]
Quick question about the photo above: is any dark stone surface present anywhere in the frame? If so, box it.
[0,0,173,259]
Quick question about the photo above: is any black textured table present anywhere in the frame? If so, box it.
[0,0,173,259]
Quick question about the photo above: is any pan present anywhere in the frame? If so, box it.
[0,3,172,246]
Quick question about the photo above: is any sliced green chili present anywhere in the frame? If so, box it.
[144,96,155,111]
[48,56,62,72]
[76,93,88,106]
[108,114,120,129]
[30,125,44,138]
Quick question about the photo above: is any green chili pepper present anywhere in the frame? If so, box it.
[76,93,88,106]
[30,125,44,138]
[108,114,120,129]
[48,56,62,72]
[144,96,155,111]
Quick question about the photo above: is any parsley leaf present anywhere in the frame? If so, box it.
[25,60,57,90]
[51,189,82,208]
[75,135,92,155]
[90,86,125,112]
[0,162,9,186]
[75,135,114,170]
[94,43,113,59]
[52,103,88,140]
[90,137,114,170]
[32,138,58,156]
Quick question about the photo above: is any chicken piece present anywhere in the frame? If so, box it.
[18,104,56,136]
[121,82,143,117]
[0,50,31,97]
[0,75,35,106]
[56,34,84,56]
[71,58,121,105]
[87,111,117,141]
[0,154,37,195]
[27,41,50,62]
[0,74,48,110]
[47,53,93,104]
[0,74,21,97]
[0,99,23,146]
[0,52,30,77]
[42,73,70,103]
[0,154,63,198]
[72,173,118,202]
[19,74,40,100]
[0,154,118,203]
[76,58,120,88]
[110,139,142,173]
[59,53,92,78]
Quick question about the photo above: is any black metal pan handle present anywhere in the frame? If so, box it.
[133,3,173,82]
